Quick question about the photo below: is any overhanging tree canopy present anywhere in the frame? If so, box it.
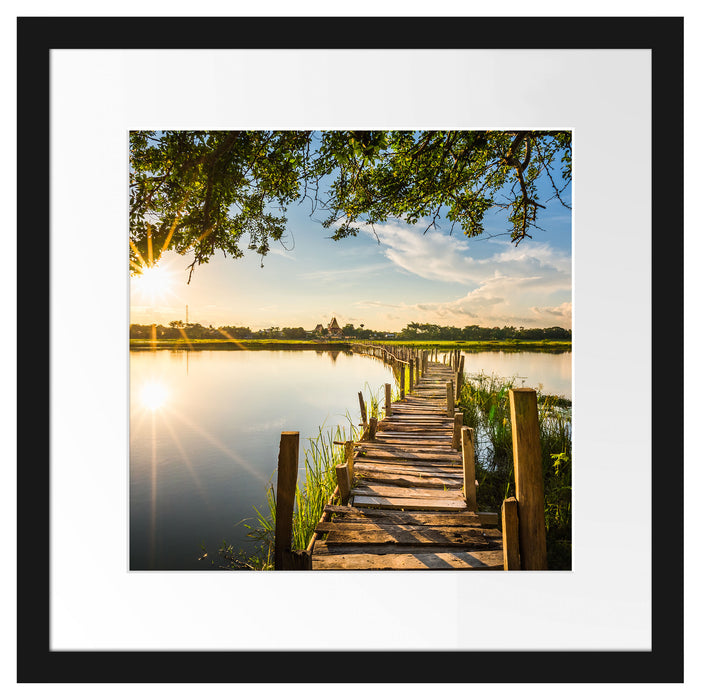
[129,130,571,281]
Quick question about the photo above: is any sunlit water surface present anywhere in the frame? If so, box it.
[130,348,571,570]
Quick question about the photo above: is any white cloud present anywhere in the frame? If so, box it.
[360,220,570,288]
[350,221,572,328]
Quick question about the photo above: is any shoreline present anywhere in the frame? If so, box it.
[129,339,572,352]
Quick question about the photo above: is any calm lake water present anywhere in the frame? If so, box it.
[129,348,571,570]
[457,349,572,400]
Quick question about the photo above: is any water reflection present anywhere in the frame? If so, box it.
[129,347,571,570]
[460,350,572,399]
[139,381,169,410]
[129,349,397,570]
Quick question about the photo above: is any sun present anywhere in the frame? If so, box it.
[132,263,174,303]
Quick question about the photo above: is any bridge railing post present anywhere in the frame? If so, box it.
[368,416,378,440]
[385,383,392,417]
[358,391,367,431]
[501,497,520,570]
[508,388,548,570]
[452,411,463,450]
[274,431,300,570]
[461,426,477,510]
[446,381,454,417]
[345,440,355,483]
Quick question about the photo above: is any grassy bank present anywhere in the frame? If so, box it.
[457,372,572,570]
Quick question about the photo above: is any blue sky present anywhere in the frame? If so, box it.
[130,156,572,333]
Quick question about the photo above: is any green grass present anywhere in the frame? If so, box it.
[213,413,368,570]
[456,372,572,570]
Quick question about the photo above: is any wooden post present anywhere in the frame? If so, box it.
[455,370,461,401]
[274,431,300,570]
[452,411,463,450]
[501,497,520,570]
[385,383,392,417]
[409,359,414,393]
[458,354,465,375]
[358,391,367,430]
[335,462,351,503]
[446,381,454,417]
[415,355,420,383]
[400,363,406,398]
[368,416,378,440]
[461,426,477,511]
[345,440,354,482]
[508,388,548,570]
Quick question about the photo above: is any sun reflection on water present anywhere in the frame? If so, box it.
[140,381,169,410]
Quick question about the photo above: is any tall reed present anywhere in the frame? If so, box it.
[457,372,572,569]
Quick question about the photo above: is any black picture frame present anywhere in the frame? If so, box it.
[17,15,683,684]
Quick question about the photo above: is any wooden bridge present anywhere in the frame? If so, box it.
[273,345,547,571]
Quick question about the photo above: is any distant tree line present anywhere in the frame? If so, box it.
[395,322,571,341]
[130,320,570,341]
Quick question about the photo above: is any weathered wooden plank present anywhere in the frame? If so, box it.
[375,424,452,433]
[357,449,462,462]
[353,484,464,499]
[360,438,452,447]
[314,541,501,556]
[352,495,466,510]
[354,462,463,477]
[361,441,459,451]
[318,523,502,548]
[354,470,462,489]
[312,548,504,570]
[323,505,481,526]
[370,431,451,438]
[361,445,460,455]
[379,418,450,424]
[354,457,462,469]
[381,422,449,427]
[478,512,500,527]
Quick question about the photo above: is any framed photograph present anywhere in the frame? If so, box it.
[18,15,682,683]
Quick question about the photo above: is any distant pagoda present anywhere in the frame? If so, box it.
[327,317,342,336]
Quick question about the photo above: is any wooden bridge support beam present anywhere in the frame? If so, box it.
[508,388,548,570]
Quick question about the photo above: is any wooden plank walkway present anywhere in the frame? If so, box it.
[310,361,504,570]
